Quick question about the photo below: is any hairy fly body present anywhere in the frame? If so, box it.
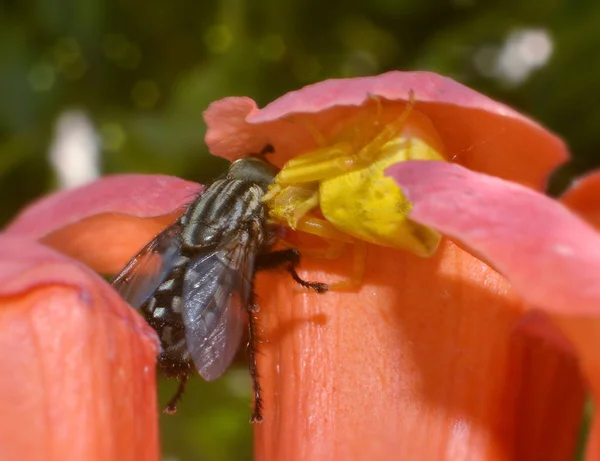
[111,155,327,422]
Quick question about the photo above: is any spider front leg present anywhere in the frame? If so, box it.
[272,215,367,292]
[274,92,416,186]
[293,216,367,291]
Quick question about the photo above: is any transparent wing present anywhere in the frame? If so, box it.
[181,232,257,381]
[111,222,183,308]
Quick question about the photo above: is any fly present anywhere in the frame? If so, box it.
[111,151,328,422]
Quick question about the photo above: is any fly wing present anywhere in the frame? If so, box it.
[111,222,183,308]
[181,231,256,381]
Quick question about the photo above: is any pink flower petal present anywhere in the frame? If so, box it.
[0,235,159,460]
[387,160,600,316]
[205,71,568,189]
[4,175,201,274]
[5,174,200,240]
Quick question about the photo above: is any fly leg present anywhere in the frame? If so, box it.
[256,248,329,293]
[164,374,188,414]
[247,249,327,422]
[246,297,263,423]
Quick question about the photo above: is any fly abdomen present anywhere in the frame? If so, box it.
[140,252,191,373]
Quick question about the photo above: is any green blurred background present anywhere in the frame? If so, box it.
[1,1,598,459]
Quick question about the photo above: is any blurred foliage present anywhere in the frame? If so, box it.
[1,0,599,459]
[158,371,254,461]
[576,399,593,461]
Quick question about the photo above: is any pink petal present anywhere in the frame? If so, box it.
[4,175,201,274]
[204,71,568,189]
[5,174,201,240]
[0,235,159,460]
[387,160,600,316]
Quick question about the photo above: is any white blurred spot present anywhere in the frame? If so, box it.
[49,110,100,189]
[494,28,553,85]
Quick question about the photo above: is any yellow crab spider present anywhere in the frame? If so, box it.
[263,92,446,289]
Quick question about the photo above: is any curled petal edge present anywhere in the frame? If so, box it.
[387,160,600,316]
[5,174,201,240]
[4,175,202,274]
[204,71,568,189]
[0,234,157,345]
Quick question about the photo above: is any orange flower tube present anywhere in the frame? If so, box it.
[202,71,587,460]
[2,174,200,461]
[0,236,160,461]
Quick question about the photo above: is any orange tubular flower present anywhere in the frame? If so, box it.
[1,175,200,461]
[3,71,598,461]
[387,161,600,461]
[203,72,592,461]
[0,236,159,461]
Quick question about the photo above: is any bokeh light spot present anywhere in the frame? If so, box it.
[49,110,100,189]
[494,28,553,85]
[474,28,554,86]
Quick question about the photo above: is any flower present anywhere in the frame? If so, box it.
[387,161,600,460]
[203,71,593,460]
[5,71,598,460]
[1,174,200,461]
